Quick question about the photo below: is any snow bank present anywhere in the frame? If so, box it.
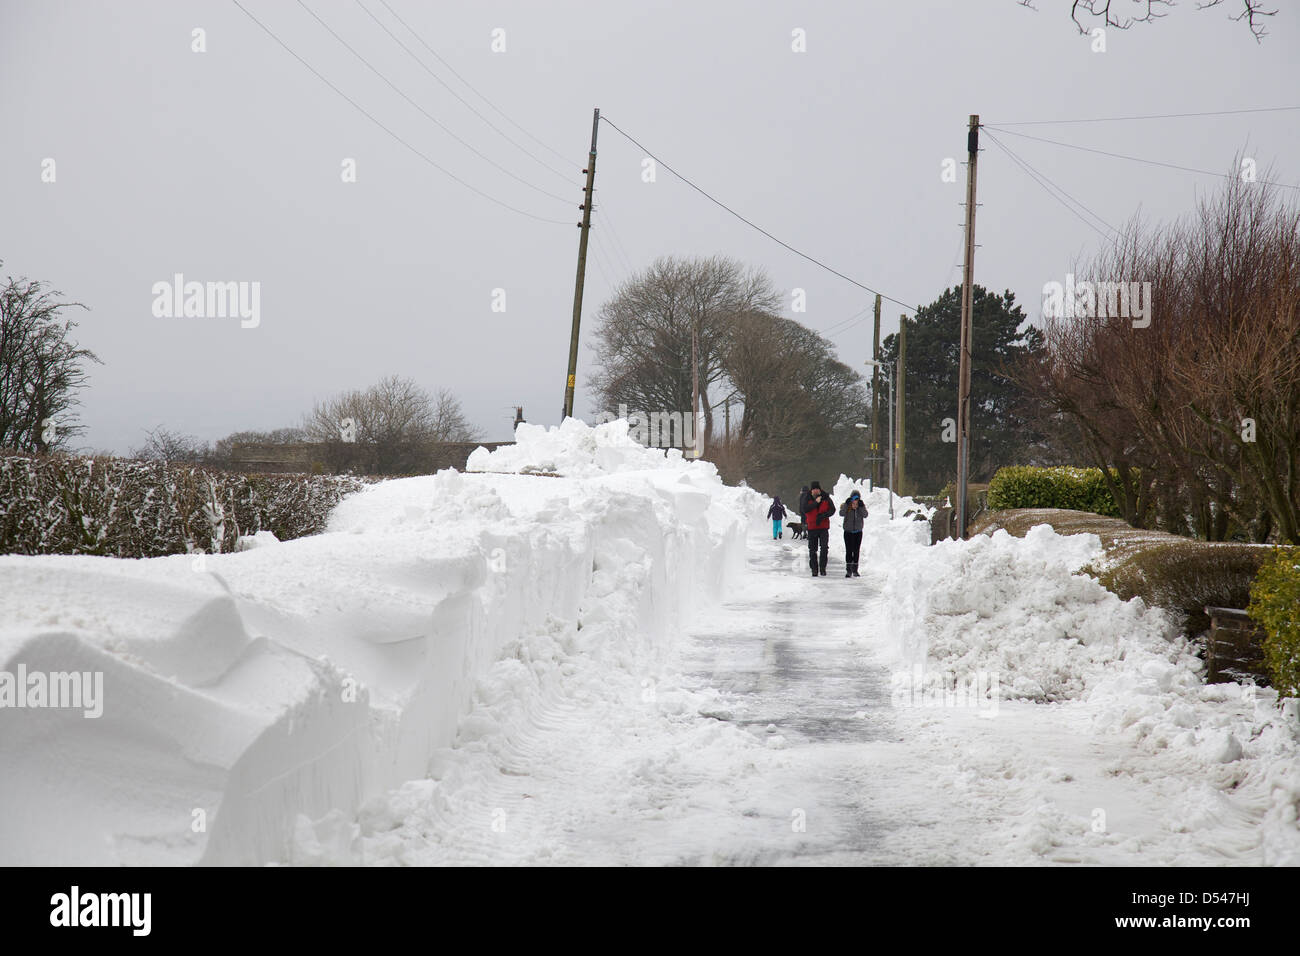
[868,518,1300,864]
[880,524,1178,700]
[466,417,701,479]
[0,418,764,865]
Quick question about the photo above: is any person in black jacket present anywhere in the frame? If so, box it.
[839,490,867,577]
[801,481,835,576]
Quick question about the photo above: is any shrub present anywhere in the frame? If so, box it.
[0,451,367,557]
[1099,542,1270,637]
[987,465,1121,517]
[1248,548,1300,697]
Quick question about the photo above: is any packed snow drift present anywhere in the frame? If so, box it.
[0,418,763,864]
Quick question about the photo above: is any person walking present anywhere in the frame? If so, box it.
[767,496,788,539]
[802,481,835,577]
[840,490,867,577]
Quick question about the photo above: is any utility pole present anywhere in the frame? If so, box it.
[562,107,600,422]
[690,325,702,459]
[956,113,979,539]
[871,293,882,488]
[887,362,895,520]
[897,314,907,497]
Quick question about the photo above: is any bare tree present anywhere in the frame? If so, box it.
[1168,175,1300,542]
[1020,172,1300,542]
[303,375,480,474]
[724,310,868,493]
[0,265,99,453]
[429,388,481,444]
[591,255,780,446]
[131,427,211,463]
[1017,0,1277,40]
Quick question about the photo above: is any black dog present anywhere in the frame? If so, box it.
[786,521,806,540]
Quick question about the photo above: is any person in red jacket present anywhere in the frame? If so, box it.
[802,481,835,577]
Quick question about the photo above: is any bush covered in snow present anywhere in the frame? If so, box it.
[0,451,366,557]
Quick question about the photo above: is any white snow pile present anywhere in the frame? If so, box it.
[871,520,1300,864]
[0,418,765,865]
[467,417,695,478]
[882,524,1181,701]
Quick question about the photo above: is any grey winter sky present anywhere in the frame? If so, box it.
[2,0,1298,452]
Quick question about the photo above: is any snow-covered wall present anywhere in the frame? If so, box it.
[0,419,764,865]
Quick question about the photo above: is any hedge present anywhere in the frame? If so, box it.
[1248,548,1300,697]
[0,452,367,558]
[987,465,1121,517]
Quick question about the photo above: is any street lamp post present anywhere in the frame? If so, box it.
[862,358,896,520]
[853,423,875,493]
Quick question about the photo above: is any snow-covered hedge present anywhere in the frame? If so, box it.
[0,452,366,557]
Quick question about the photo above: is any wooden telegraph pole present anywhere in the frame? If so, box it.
[956,114,979,539]
[897,314,907,497]
[562,108,600,422]
[870,293,882,487]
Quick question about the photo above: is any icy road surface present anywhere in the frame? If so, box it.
[325,533,903,865]
[299,520,1296,868]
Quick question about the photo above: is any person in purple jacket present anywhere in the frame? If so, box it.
[767,496,788,539]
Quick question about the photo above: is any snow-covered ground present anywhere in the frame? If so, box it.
[2,420,1297,865]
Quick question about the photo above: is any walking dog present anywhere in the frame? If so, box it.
[786,521,806,540]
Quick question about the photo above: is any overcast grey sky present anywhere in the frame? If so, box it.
[2,0,1297,452]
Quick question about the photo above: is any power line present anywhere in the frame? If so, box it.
[821,303,874,337]
[592,191,636,278]
[937,227,965,297]
[294,0,572,204]
[355,0,575,185]
[993,105,1300,127]
[599,114,920,314]
[984,125,1300,191]
[229,0,571,224]
[376,0,574,169]
[824,224,967,342]
[588,232,617,292]
[983,130,1116,239]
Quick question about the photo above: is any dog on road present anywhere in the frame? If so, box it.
[786,521,806,540]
